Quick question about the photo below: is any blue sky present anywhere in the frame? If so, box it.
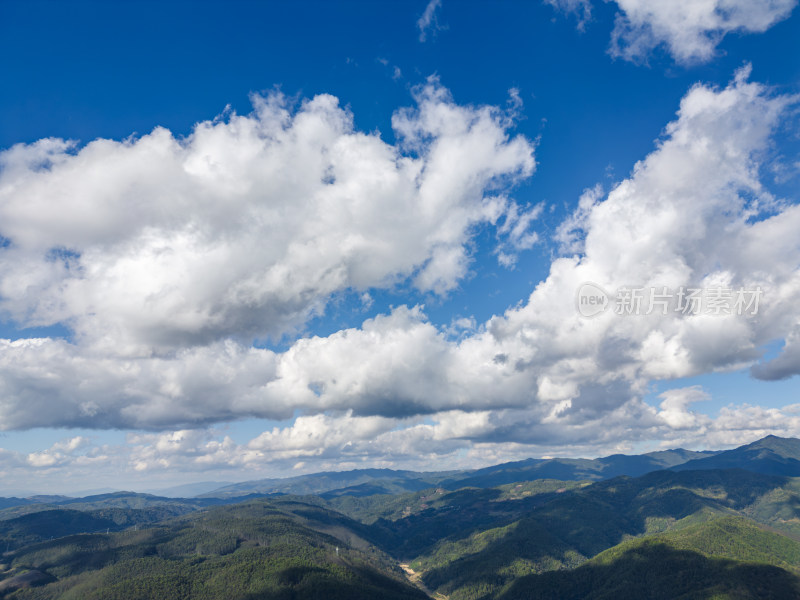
[0,0,799,494]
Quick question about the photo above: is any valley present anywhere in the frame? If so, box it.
[2,436,800,599]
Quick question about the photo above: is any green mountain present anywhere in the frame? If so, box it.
[200,469,452,499]
[201,448,716,499]
[437,448,718,489]
[499,516,800,600]
[403,469,800,599]
[3,436,800,599]
[0,498,427,600]
[334,480,590,561]
[672,435,800,477]
[0,492,252,525]
[0,504,203,551]
[143,482,234,498]
[0,502,32,513]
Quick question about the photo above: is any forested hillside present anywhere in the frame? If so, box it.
[3,436,800,599]
[0,499,426,600]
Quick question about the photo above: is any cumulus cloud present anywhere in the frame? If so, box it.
[9,395,800,492]
[128,429,240,472]
[1,69,799,474]
[27,436,90,468]
[396,66,800,444]
[0,337,283,429]
[0,80,535,355]
[548,0,796,64]
[651,398,800,450]
[124,412,477,475]
[260,66,800,445]
[0,305,529,430]
[609,0,797,63]
[554,183,603,254]
[657,386,709,429]
[751,326,800,380]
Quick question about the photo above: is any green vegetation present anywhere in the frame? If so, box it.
[673,435,800,477]
[499,541,800,600]
[404,469,800,599]
[4,436,800,599]
[595,516,800,572]
[0,499,427,600]
[0,506,198,551]
[499,517,800,600]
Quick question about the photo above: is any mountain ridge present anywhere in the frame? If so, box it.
[3,437,800,600]
[671,435,800,476]
[199,445,723,498]
[2,435,794,506]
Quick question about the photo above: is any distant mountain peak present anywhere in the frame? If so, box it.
[745,435,800,456]
[671,435,800,476]
[754,434,795,441]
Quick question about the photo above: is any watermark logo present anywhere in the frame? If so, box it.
[576,282,610,317]
[575,282,762,318]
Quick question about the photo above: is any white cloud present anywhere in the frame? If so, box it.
[124,413,475,475]
[545,0,593,31]
[609,0,797,63]
[0,337,283,429]
[254,67,800,444]
[548,0,796,64]
[554,184,603,254]
[25,435,103,469]
[495,201,544,267]
[0,81,535,356]
[657,386,709,429]
[246,412,398,459]
[128,429,240,472]
[417,0,444,42]
[751,326,800,380]
[0,306,526,430]
[652,400,800,450]
[1,69,800,474]
[9,396,800,490]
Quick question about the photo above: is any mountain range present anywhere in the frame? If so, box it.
[3,435,800,599]
[198,436,800,499]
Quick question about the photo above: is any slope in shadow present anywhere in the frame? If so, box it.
[498,542,800,600]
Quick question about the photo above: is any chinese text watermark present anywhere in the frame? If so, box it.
[576,282,762,318]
